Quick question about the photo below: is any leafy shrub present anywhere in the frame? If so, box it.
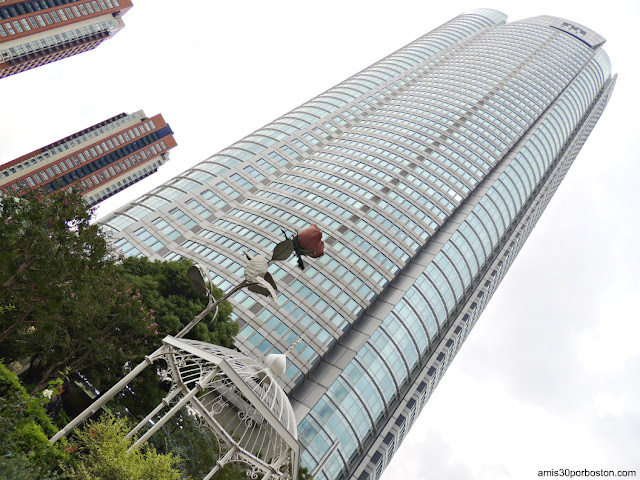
[0,453,63,480]
[68,415,184,480]
[0,362,69,477]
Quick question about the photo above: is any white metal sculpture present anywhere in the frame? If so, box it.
[51,334,299,479]
[50,225,326,479]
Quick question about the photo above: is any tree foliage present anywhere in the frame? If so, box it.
[1,362,191,479]
[0,362,69,478]
[0,188,107,349]
[0,189,156,393]
[149,409,220,478]
[0,188,295,479]
[118,257,236,347]
[68,416,184,480]
[0,189,237,398]
[105,257,237,416]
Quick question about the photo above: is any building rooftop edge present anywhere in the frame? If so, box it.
[520,15,607,48]
[0,110,151,170]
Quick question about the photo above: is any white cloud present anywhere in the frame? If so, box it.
[578,283,640,375]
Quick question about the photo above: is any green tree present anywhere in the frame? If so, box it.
[68,416,184,480]
[1,188,238,409]
[0,190,155,393]
[149,409,220,478]
[0,189,108,349]
[1,362,186,480]
[0,362,69,478]
[118,257,236,346]
[103,257,237,416]
[298,466,313,480]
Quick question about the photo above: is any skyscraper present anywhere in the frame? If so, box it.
[0,110,176,207]
[99,9,615,480]
[0,0,132,79]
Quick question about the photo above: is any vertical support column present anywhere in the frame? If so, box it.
[125,387,182,440]
[50,351,160,444]
[202,446,237,480]
[127,366,219,452]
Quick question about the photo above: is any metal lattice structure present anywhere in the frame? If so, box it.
[50,243,316,478]
[51,336,299,480]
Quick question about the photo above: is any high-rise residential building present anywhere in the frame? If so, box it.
[0,0,132,79]
[0,110,176,207]
[99,9,615,480]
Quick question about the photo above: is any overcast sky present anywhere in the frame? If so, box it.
[1,1,638,478]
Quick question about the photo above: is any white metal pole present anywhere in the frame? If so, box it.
[202,446,237,480]
[127,367,219,452]
[175,280,248,339]
[125,387,182,440]
[50,353,157,444]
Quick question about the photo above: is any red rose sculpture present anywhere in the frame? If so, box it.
[270,225,325,269]
[296,225,325,258]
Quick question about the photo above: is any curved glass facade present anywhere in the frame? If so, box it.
[101,10,615,480]
[297,49,614,478]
